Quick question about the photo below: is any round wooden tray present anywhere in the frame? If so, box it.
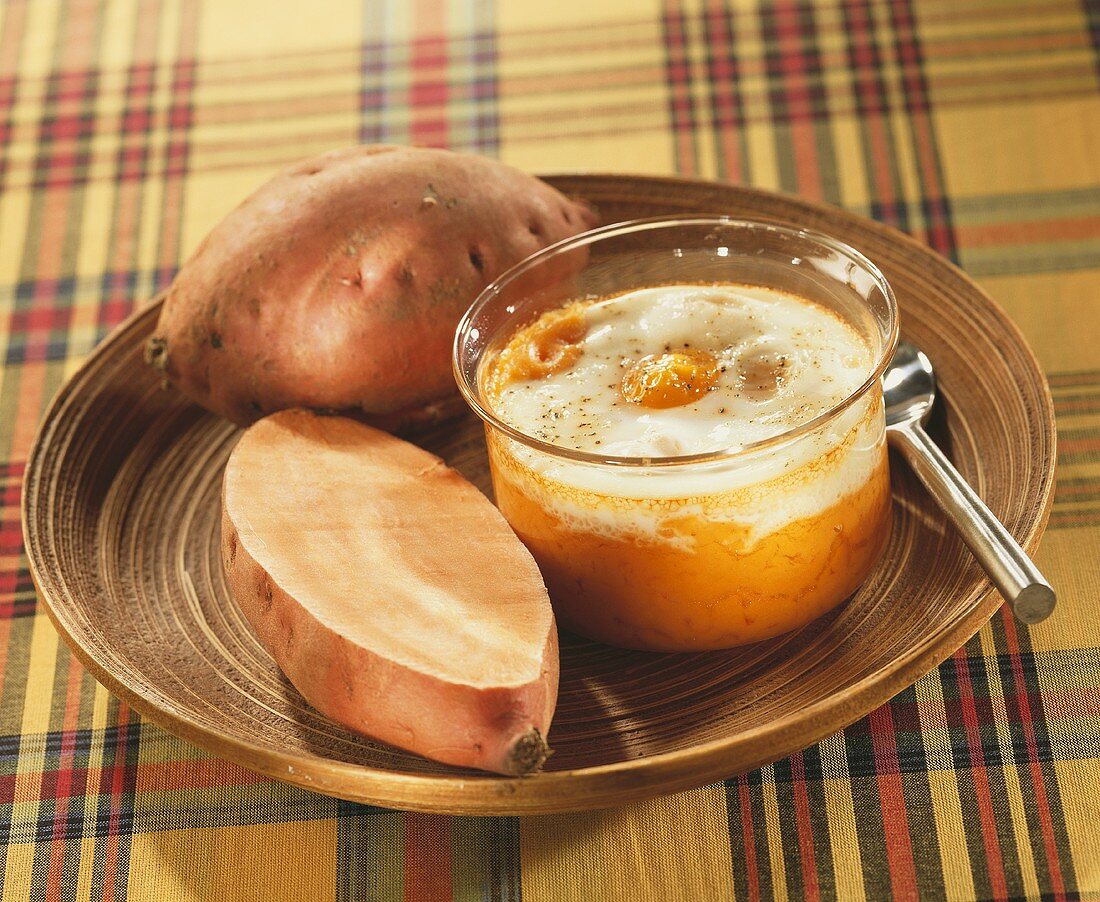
[22,175,1055,815]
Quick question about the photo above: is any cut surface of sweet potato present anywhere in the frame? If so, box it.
[221,409,558,775]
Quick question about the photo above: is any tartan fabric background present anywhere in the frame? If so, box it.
[1,0,1098,899]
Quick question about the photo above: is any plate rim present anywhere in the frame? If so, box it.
[21,175,1057,815]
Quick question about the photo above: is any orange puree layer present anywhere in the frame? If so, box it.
[487,440,891,651]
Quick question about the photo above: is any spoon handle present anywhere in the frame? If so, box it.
[887,422,1056,624]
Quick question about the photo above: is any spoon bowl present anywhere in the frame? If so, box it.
[884,341,936,427]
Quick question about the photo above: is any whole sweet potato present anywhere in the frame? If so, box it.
[146,146,596,427]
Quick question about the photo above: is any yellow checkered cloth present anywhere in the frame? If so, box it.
[1,0,1098,899]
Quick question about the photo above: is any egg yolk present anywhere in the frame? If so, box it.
[620,349,721,409]
[488,305,587,389]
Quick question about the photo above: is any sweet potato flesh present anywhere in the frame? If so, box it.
[222,410,558,773]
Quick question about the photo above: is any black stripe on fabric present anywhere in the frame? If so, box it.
[0,580,38,619]
[336,801,404,902]
[800,743,837,902]
[836,0,910,233]
[723,776,752,901]
[890,0,959,262]
[840,719,893,900]
[468,1,500,157]
[748,768,777,900]
[0,725,135,761]
[446,814,523,902]
[490,817,522,902]
[1083,0,1100,80]
[700,2,746,182]
[770,755,807,900]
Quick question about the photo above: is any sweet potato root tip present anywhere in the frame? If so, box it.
[506,727,551,776]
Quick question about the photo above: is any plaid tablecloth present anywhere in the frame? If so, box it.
[2,0,1098,899]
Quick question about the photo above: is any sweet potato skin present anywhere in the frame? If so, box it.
[220,410,559,775]
[150,146,597,426]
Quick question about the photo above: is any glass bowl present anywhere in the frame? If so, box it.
[454,217,899,651]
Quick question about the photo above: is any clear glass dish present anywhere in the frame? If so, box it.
[454,217,899,651]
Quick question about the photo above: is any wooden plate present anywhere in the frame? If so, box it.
[22,176,1055,815]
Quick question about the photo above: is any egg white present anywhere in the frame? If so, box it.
[492,285,873,457]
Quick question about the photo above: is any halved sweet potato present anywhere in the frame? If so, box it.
[221,409,559,775]
[149,145,596,428]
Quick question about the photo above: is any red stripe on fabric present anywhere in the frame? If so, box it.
[773,0,822,200]
[46,659,89,900]
[910,114,951,251]
[739,780,761,902]
[163,58,195,180]
[705,1,743,181]
[951,647,1009,897]
[663,1,697,176]
[9,359,49,460]
[43,114,96,141]
[135,757,270,792]
[19,10,90,360]
[999,611,1068,898]
[954,216,1100,248]
[789,753,821,900]
[404,813,453,902]
[20,195,70,363]
[868,705,918,900]
[0,766,111,801]
[10,306,72,331]
[0,618,12,716]
[1058,436,1100,454]
[409,1,449,148]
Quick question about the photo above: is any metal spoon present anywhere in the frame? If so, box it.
[883,341,1056,624]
